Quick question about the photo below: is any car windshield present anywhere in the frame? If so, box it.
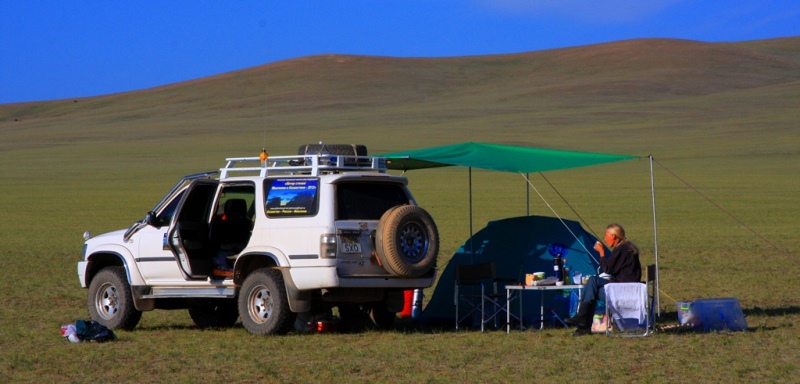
[154,190,185,227]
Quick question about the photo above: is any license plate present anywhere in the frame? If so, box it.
[340,235,362,254]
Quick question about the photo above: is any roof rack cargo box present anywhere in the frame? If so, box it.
[299,144,367,156]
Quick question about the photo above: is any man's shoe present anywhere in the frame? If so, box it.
[565,302,594,327]
[564,315,585,327]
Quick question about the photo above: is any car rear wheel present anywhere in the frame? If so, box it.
[368,302,397,330]
[338,302,396,331]
[188,299,239,328]
[238,268,296,335]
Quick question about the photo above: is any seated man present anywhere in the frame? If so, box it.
[565,223,641,335]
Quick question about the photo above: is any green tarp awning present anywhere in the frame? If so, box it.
[380,142,637,173]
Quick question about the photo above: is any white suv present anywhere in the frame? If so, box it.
[77,145,439,335]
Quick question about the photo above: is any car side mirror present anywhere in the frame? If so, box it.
[124,213,153,243]
[144,211,157,226]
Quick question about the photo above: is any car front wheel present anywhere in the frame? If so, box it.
[87,266,142,331]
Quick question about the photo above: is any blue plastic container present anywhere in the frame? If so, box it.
[684,298,748,332]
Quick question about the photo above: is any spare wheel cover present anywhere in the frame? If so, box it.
[375,205,439,278]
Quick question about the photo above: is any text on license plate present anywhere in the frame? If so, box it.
[340,236,362,253]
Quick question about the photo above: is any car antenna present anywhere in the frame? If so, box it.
[262,46,271,155]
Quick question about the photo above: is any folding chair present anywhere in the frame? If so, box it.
[603,264,657,337]
[454,261,517,331]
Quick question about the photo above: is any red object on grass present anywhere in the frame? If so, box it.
[400,290,413,318]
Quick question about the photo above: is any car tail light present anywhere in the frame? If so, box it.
[320,233,337,258]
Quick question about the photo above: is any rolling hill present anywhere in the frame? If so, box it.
[1,37,798,157]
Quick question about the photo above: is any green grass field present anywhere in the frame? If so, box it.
[1,37,799,382]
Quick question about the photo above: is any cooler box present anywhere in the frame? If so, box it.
[679,298,747,332]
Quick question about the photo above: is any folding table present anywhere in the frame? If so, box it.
[506,284,583,333]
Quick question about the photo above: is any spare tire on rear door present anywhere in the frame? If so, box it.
[375,205,439,277]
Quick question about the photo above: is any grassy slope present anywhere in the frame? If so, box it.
[1,37,798,382]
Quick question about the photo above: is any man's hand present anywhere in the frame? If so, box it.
[594,241,605,257]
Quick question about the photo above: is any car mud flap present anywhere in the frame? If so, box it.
[279,268,311,313]
[131,286,156,311]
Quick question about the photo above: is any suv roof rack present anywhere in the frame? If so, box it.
[220,154,387,179]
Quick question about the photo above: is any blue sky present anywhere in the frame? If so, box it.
[2,1,798,104]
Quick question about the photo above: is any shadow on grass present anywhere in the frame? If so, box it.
[127,305,799,336]
[131,320,448,336]
[396,305,800,335]
[743,305,800,317]
[652,304,800,323]
[639,305,800,334]
[134,323,245,332]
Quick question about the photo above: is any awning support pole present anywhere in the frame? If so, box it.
[469,166,473,264]
[526,172,530,216]
[649,154,661,317]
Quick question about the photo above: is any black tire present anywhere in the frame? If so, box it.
[87,266,142,331]
[338,303,395,331]
[188,299,239,328]
[337,303,369,332]
[238,268,296,335]
[375,205,439,277]
[367,301,397,330]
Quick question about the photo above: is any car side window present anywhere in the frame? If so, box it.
[215,184,256,221]
[264,178,320,217]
